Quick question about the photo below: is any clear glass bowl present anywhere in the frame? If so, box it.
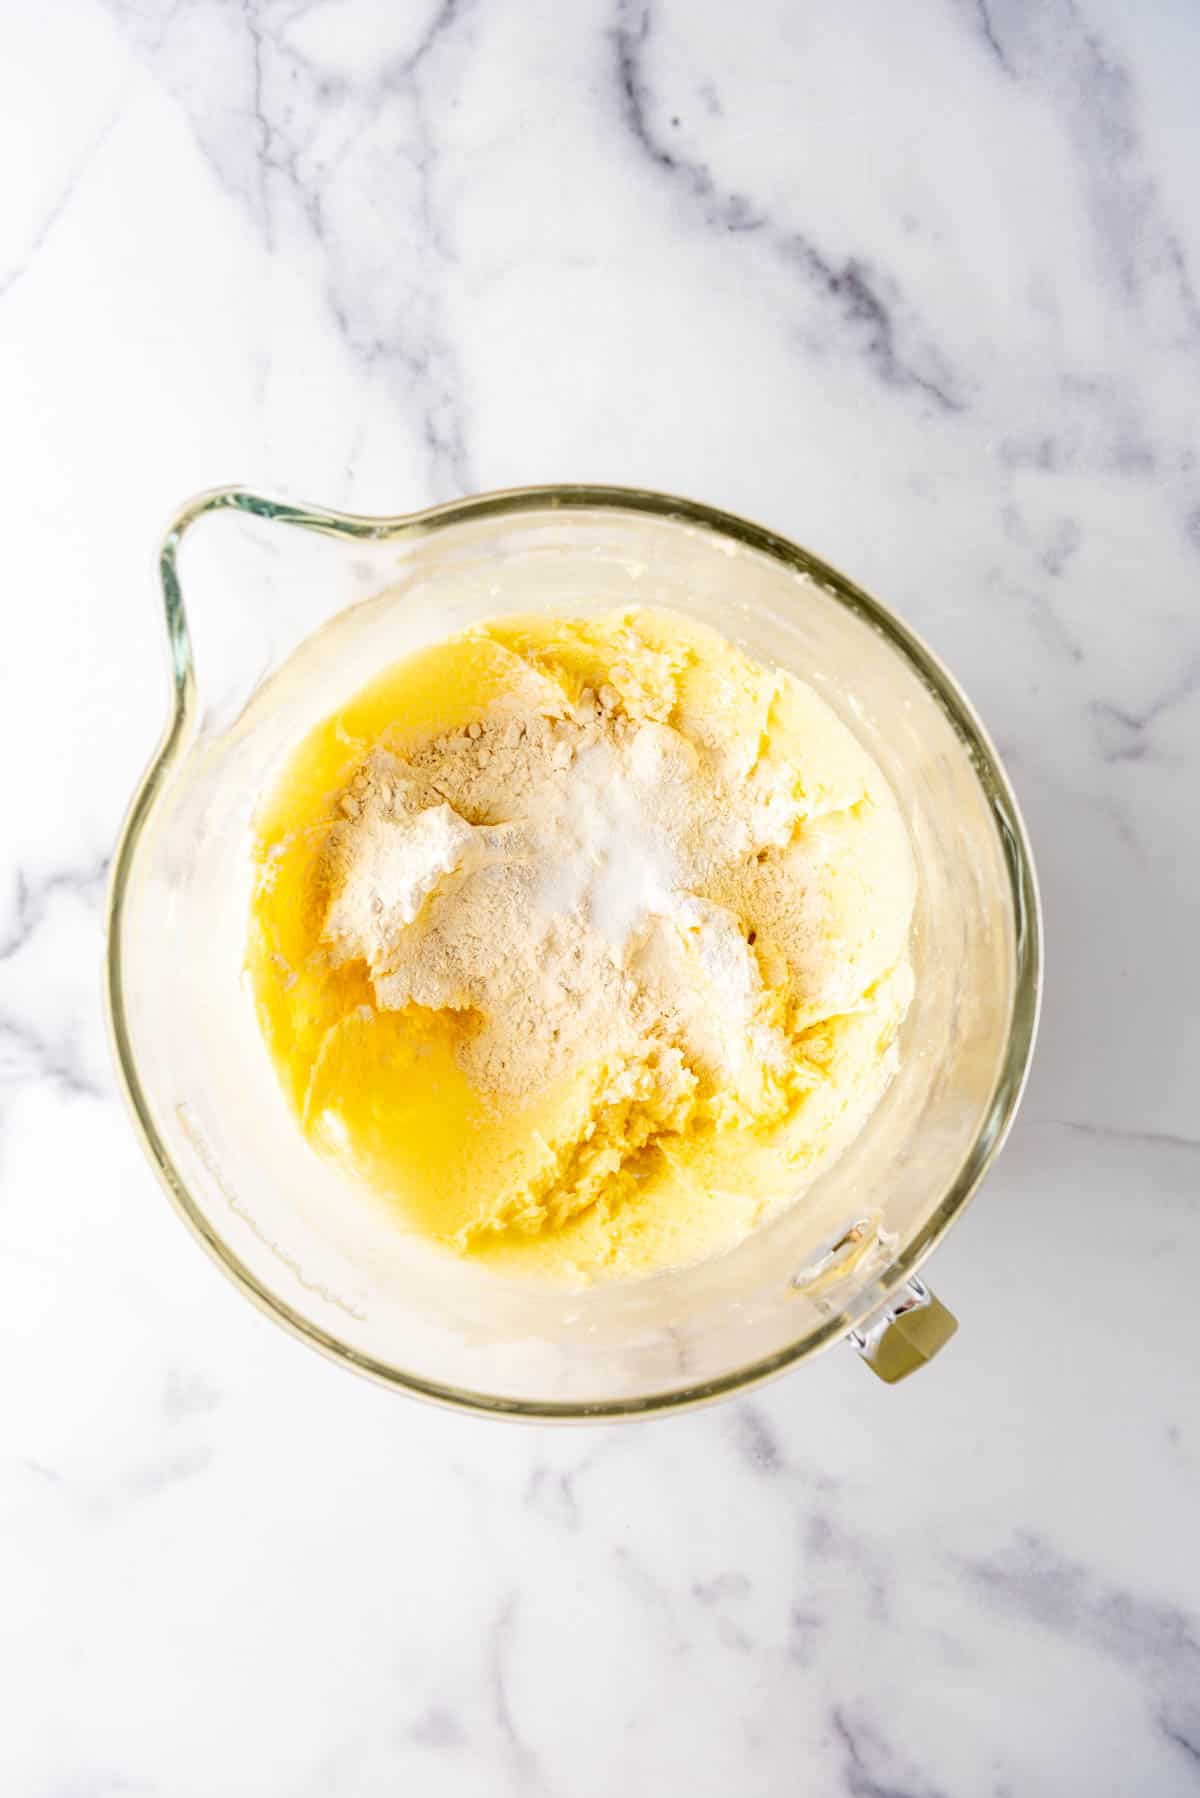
[107,485,1041,1418]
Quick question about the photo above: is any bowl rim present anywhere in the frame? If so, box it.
[106,481,1043,1420]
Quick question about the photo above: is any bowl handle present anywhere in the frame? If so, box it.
[848,1276,958,1383]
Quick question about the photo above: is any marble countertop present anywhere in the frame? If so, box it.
[3,1,1199,1792]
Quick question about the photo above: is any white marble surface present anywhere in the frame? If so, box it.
[2,0,1199,1791]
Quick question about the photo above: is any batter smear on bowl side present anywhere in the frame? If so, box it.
[247,609,916,1282]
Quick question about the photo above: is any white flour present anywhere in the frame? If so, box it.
[320,683,803,1107]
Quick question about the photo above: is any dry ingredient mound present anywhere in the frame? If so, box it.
[323,681,807,1119]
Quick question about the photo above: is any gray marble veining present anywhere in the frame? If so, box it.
[2,1,1198,1793]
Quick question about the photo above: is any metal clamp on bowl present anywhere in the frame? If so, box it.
[848,1276,958,1384]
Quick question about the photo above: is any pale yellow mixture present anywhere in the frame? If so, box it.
[247,608,916,1282]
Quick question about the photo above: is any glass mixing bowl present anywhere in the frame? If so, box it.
[107,485,1041,1417]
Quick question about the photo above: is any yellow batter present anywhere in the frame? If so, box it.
[247,609,916,1282]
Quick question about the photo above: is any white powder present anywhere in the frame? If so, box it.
[526,732,685,951]
[326,802,475,939]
